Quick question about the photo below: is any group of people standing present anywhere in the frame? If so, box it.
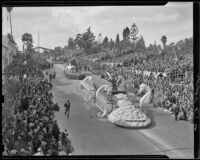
[2,54,74,156]
[45,63,71,119]
[46,71,56,83]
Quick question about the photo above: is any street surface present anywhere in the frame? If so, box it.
[50,64,193,158]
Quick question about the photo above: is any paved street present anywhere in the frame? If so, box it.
[51,64,193,158]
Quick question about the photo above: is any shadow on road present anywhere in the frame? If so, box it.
[141,108,157,130]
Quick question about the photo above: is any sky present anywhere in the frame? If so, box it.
[2,2,193,50]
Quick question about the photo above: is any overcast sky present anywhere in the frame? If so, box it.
[2,2,193,50]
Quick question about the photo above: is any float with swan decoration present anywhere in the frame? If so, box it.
[80,76,151,128]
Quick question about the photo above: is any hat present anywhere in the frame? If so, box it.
[41,141,47,146]
[10,149,17,155]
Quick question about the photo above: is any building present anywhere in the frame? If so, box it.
[33,46,54,59]
[2,34,17,72]
[34,46,53,54]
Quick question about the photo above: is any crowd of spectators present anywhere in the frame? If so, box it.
[2,53,74,156]
[65,54,193,122]
[52,57,68,63]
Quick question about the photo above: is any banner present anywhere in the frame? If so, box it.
[133,69,167,78]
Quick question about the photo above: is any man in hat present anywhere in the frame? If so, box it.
[64,100,71,119]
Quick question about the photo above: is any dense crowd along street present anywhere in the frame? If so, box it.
[63,53,194,123]
[2,54,74,155]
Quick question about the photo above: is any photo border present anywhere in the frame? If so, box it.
[1,0,199,159]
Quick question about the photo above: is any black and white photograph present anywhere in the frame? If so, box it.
[2,2,196,158]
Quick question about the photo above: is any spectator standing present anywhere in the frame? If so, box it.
[49,74,52,83]
[52,120,60,143]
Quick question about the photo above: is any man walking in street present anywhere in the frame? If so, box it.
[64,100,71,119]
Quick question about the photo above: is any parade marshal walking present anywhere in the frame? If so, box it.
[64,100,71,119]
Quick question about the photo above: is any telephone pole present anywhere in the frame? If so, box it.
[9,11,13,36]
[38,32,40,53]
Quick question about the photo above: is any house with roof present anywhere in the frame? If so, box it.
[2,34,17,72]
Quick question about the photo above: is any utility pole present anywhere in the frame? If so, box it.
[38,32,40,53]
[9,11,13,36]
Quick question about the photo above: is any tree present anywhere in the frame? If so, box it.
[97,33,103,44]
[54,46,64,56]
[122,27,131,51]
[22,33,33,52]
[161,35,167,49]
[74,27,96,54]
[135,36,146,54]
[81,27,96,54]
[184,37,193,54]
[130,23,139,45]
[97,33,103,53]
[114,34,120,52]
[103,36,109,48]
[70,59,77,66]
[109,38,115,51]
[67,37,75,50]
[74,34,83,49]
[123,27,130,42]
[115,34,120,44]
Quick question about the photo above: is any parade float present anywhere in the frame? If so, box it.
[108,84,151,128]
[64,63,91,80]
[81,76,151,128]
[95,85,113,117]
[81,76,97,102]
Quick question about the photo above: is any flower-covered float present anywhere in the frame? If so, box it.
[81,76,151,128]
[64,64,91,80]
[107,92,151,128]
[108,106,151,128]
[81,76,96,102]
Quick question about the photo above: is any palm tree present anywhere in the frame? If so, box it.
[22,33,33,52]
[161,35,167,49]
[6,7,13,36]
